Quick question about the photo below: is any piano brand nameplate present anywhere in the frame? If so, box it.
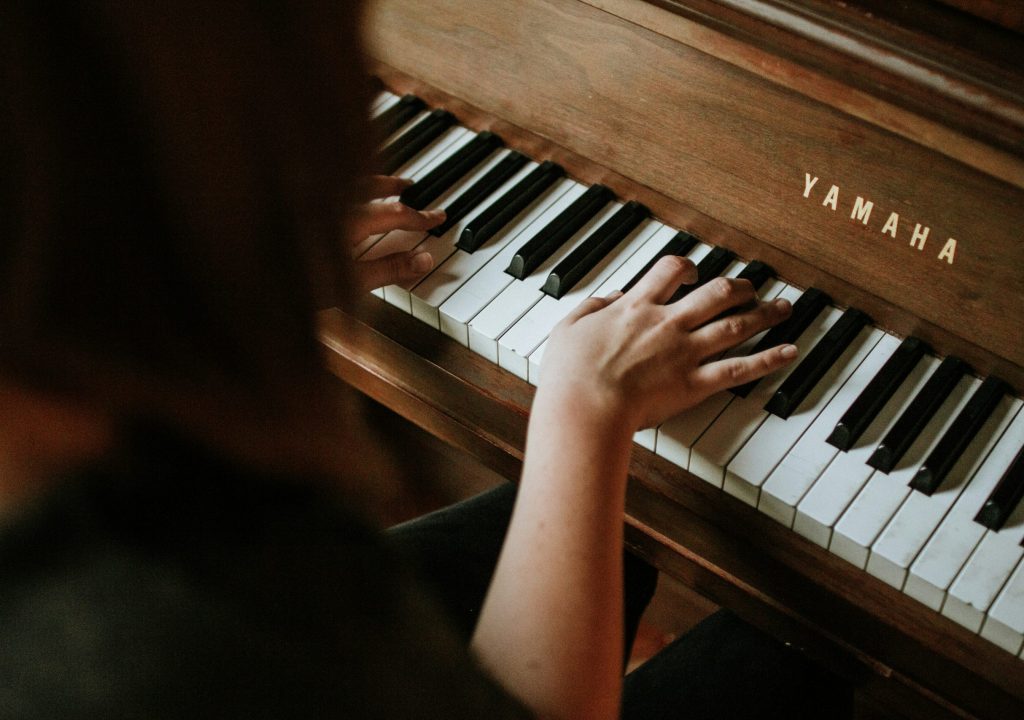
[367,0,1024,375]
[802,173,959,266]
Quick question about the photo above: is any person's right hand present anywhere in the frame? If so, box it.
[538,255,797,434]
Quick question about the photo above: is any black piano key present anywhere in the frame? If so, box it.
[399,131,504,211]
[731,287,831,398]
[619,231,698,293]
[827,336,928,451]
[457,160,564,253]
[667,246,735,304]
[764,308,871,420]
[505,184,614,279]
[379,108,455,175]
[910,376,1010,495]
[542,201,649,299]
[867,355,969,473]
[428,151,529,237]
[373,94,426,138]
[735,260,774,291]
[976,445,1024,531]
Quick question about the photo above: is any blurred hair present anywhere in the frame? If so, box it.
[0,1,376,476]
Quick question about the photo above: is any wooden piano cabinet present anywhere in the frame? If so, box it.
[337,1,1024,717]
[366,0,1024,383]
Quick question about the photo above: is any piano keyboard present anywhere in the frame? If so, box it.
[363,90,1024,660]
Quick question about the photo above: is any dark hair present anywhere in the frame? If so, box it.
[0,1,375,475]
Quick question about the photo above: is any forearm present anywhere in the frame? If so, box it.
[471,388,634,720]
[470,256,795,719]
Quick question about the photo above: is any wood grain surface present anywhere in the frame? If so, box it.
[366,0,1024,378]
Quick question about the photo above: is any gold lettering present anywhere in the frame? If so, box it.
[803,173,819,198]
[938,238,957,264]
[822,184,839,211]
[850,196,874,225]
[881,212,899,238]
[910,223,930,250]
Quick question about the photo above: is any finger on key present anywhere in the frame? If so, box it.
[350,201,445,242]
[562,292,621,325]
[669,276,758,328]
[691,343,798,394]
[689,296,792,357]
[357,249,435,293]
[627,255,698,305]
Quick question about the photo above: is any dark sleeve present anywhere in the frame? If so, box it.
[0,466,532,720]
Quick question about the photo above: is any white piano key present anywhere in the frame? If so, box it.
[830,371,977,570]
[943,497,1024,632]
[371,91,400,115]
[469,200,620,366]
[906,401,1024,610]
[382,148,514,312]
[437,180,584,345]
[525,231,718,386]
[490,200,624,377]
[409,161,542,328]
[759,332,900,527]
[380,108,430,148]
[355,126,471,263]
[591,224,694,299]
[688,285,826,488]
[866,381,1017,590]
[360,131,477,301]
[981,559,1024,654]
[793,352,936,548]
[496,218,658,379]
[723,317,882,507]
[652,278,788,471]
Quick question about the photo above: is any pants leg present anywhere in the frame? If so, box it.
[386,482,658,664]
[621,610,853,720]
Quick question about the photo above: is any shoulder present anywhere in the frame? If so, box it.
[0,426,530,719]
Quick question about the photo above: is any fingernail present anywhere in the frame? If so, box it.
[774,298,792,311]
[410,251,433,273]
[424,209,446,220]
[780,344,798,359]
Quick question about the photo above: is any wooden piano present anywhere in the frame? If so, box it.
[319,1,1024,717]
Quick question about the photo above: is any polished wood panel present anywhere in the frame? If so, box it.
[366,0,1024,380]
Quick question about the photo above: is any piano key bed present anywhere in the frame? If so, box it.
[346,91,1024,684]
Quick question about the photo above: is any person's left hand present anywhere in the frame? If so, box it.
[348,176,445,292]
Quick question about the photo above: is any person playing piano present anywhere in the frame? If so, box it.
[0,2,849,718]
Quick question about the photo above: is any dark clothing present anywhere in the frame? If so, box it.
[390,484,853,720]
[387,481,659,665]
[0,423,850,719]
[0,426,529,719]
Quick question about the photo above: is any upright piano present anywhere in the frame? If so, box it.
[319,1,1024,717]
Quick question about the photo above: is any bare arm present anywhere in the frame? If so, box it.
[471,255,796,719]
